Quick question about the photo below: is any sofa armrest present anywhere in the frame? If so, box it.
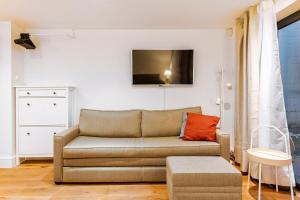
[54,125,79,183]
[216,129,230,162]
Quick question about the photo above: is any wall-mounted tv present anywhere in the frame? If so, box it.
[132,50,194,85]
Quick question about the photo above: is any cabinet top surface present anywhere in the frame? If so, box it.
[14,85,75,89]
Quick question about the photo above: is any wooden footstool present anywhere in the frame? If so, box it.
[166,156,242,200]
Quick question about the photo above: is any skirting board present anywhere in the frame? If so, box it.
[0,156,16,168]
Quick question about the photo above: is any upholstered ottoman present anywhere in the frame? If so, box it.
[166,156,242,200]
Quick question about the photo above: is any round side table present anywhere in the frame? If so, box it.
[247,125,294,200]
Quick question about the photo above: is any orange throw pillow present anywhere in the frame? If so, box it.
[183,113,220,141]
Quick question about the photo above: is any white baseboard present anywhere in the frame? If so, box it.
[0,156,16,168]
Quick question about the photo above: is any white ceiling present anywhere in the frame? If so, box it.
[0,0,259,29]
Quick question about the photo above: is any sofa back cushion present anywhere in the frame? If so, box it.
[141,106,202,137]
[79,109,142,137]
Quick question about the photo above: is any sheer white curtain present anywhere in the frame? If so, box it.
[234,0,295,186]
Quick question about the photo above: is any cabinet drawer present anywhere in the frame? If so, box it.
[19,98,68,125]
[18,127,66,155]
[18,89,66,97]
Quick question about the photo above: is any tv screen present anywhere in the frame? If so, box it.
[132,50,194,85]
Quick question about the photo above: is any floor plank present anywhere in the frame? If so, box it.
[0,161,298,200]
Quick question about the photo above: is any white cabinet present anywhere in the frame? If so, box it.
[15,86,74,164]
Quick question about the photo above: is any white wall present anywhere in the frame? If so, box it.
[0,22,16,167]
[275,0,297,13]
[222,29,236,148]
[24,30,234,131]
[22,29,235,134]
[12,24,25,85]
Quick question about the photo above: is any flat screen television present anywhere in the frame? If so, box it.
[132,50,194,85]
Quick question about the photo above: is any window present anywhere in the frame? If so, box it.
[278,10,300,187]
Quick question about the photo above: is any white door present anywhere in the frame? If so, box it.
[18,98,67,126]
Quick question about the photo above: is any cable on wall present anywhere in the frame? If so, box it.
[217,64,224,129]
[162,86,167,109]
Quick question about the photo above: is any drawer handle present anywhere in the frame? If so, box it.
[53,132,57,135]
[26,132,30,136]
[53,92,57,95]
[53,103,57,106]
[26,92,31,95]
[26,103,30,106]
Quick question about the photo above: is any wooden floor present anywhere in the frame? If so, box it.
[0,161,299,200]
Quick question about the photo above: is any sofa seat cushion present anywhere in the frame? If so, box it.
[64,136,142,158]
[141,137,220,157]
[63,136,220,159]
[64,157,166,167]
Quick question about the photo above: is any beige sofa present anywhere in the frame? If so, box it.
[54,107,230,183]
